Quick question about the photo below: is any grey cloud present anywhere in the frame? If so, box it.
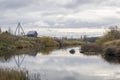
[102,0,120,7]
[0,0,120,29]
[0,0,34,10]
[63,0,96,8]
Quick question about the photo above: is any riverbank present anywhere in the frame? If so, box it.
[0,32,40,51]
[81,27,120,56]
[0,31,81,51]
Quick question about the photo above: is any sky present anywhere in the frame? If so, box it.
[0,0,119,37]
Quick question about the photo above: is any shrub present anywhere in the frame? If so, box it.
[81,43,102,52]
[103,40,120,47]
[63,40,81,46]
[104,46,120,56]
[39,37,58,47]
[14,40,33,49]
[103,40,120,56]
[0,41,7,49]
[0,32,16,44]
[96,27,120,45]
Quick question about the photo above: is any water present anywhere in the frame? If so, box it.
[0,46,120,80]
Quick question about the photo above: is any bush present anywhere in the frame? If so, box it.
[63,40,81,46]
[81,43,102,52]
[0,32,16,44]
[103,40,120,56]
[103,40,120,47]
[0,42,7,49]
[96,27,120,45]
[39,37,58,47]
[104,46,120,56]
[14,40,33,49]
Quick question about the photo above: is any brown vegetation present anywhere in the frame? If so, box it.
[81,26,120,56]
[81,42,102,52]
[0,69,27,80]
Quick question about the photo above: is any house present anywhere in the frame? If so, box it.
[27,31,38,37]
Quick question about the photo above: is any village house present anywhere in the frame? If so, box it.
[27,31,38,37]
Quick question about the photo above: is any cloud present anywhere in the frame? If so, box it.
[0,0,120,29]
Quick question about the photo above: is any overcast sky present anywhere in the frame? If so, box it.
[0,0,120,29]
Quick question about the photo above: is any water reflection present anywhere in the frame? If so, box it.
[1,47,120,65]
[0,47,58,63]
[80,52,101,56]
[0,56,10,62]
[13,55,25,69]
[0,49,38,62]
[102,55,120,64]
[0,46,120,80]
[0,51,13,62]
[39,47,57,55]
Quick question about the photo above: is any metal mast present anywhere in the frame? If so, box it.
[14,22,25,36]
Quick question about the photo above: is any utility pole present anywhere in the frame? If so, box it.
[0,27,1,33]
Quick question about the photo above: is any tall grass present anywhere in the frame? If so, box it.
[0,69,27,80]
[0,69,42,80]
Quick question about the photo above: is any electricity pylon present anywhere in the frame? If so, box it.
[14,22,25,36]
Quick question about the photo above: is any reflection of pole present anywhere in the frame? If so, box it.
[14,55,25,69]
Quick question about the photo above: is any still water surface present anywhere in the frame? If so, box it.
[0,46,120,80]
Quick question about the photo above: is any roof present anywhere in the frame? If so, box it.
[27,31,38,35]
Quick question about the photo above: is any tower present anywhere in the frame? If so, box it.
[14,22,25,36]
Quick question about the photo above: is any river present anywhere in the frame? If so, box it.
[0,46,120,80]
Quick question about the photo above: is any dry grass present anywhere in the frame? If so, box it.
[39,37,59,47]
[81,42,102,52]
[96,27,120,45]
[14,40,33,49]
[62,39,81,46]
[0,69,27,80]
[103,40,120,47]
